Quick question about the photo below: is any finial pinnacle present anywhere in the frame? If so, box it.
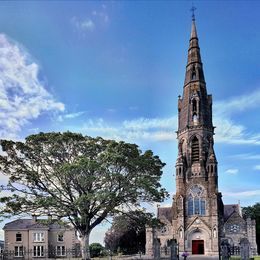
[190,3,196,21]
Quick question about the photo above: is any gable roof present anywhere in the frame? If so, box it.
[157,207,173,223]
[224,204,242,221]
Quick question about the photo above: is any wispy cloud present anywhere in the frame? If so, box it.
[253,165,260,171]
[223,189,260,198]
[92,10,109,24]
[57,111,86,122]
[129,106,138,111]
[107,108,116,113]
[214,88,260,116]
[229,153,260,160]
[0,34,64,140]
[71,17,95,32]
[225,169,238,175]
[213,89,260,145]
[71,6,109,34]
[123,117,177,130]
[69,116,177,143]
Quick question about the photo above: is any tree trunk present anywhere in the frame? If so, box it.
[80,233,91,260]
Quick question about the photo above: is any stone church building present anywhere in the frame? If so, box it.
[146,16,258,257]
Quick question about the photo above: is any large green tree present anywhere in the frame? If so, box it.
[0,132,168,259]
[104,210,157,255]
[242,202,260,254]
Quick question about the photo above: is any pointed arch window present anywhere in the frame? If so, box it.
[187,185,206,216]
[192,99,197,112]
[188,195,193,216]
[191,136,199,163]
[201,200,206,215]
[191,66,196,80]
[194,197,200,214]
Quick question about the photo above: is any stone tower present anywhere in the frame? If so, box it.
[145,14,258,259]
[172,16,222,256]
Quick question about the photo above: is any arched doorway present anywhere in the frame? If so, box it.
[192,240,204,254]
[187,227,210,255]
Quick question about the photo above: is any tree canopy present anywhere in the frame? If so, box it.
[104,210,158,255]
[0,132,168,259]
[89,243,104,258]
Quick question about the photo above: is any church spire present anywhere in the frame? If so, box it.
[190,5,197,39]
[178,12,212,132]
[184,13,205,86]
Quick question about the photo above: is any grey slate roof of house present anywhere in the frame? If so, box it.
[3,219,72,230]
[158,207,173,223]
[224,204,240,221]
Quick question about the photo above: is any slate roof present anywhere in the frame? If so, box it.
[224,204,240,221]
[157,207,173,223]
[3,219,71,230]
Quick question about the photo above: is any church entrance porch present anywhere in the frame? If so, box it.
[192,240,204,254]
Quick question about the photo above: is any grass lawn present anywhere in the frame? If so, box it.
[230,257,260,260]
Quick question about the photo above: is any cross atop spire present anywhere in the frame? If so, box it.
[190,4,196,21]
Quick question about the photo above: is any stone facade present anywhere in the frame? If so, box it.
[223,204,258,256]
[146,17,258,257]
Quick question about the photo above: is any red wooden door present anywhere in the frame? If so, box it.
[192,240,204,254]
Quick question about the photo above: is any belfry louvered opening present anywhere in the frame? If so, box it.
[191,136,199,163]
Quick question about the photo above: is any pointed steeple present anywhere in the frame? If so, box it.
[184,16,205,85]
[178,14,213,132]
[190,17,197,39]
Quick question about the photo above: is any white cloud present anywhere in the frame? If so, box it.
[225,169,238,175]
[214,88,260,116]
[71,17,95,32]
[213,117,260,145]
[92,10,109,24]
[107,108,116,113]
[212,90,260,145]
[229,153,260,160]
[123,116,177,130]
[0,34,64,139]
[57,111,85,122]
[223,189,260,198]
[129,106,138,111]
[68,116,177,143]
[71,8,109,34]
[253,165,260,170]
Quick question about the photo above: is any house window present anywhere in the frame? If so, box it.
[33,232,44,242]
[16,233,22,242]
[56,246,66,256]
[33,246,44,257]
[14,246,23,257]
[57,233,64,242]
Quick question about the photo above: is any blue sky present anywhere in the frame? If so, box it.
[0,1,260,244]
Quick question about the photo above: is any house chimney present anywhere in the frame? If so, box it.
[48,214,52,221]
[32,214,37,223]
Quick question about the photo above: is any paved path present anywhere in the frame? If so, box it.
[119,255,220,260]
[187,256,219,260]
